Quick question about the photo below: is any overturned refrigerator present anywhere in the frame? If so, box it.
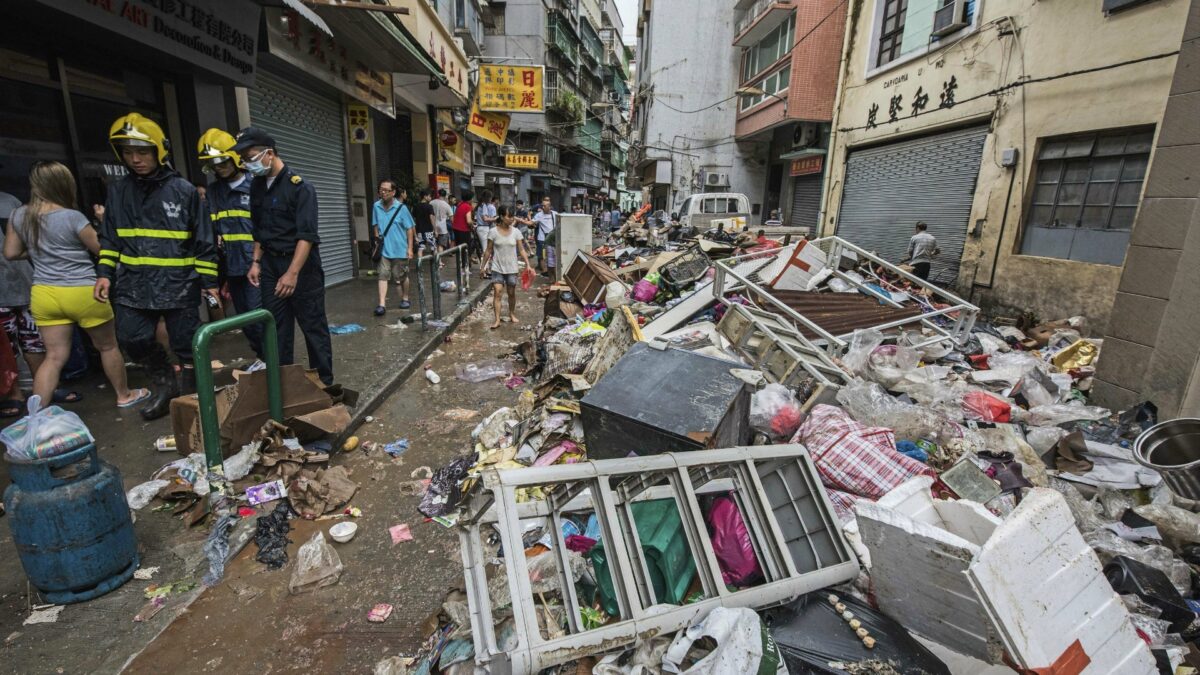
[455,445,859,674]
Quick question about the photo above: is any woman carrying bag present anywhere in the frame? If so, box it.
[481,205,531,330]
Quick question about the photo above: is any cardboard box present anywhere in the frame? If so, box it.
[169,365,334,458]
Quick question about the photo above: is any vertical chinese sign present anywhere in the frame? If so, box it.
[478,65,545,113]
[466,99,511,146]
[347,104,370,144]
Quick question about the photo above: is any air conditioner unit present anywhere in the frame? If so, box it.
[931,0,968,37]
[703,171,731,188]
[792,122,820,149]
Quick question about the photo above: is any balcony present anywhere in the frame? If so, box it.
[453,0,484,56]
[580,16,604,68]
[547,13,579,66]
[734,0,792,47]
[576,117,603,155]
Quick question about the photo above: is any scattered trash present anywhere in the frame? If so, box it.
[133,598,166,623]
[133,566,159,581]
[144,580,196,600]
[126,479,170,510]
[661,607,788,674]
[383,438,410,458]
[439,280,457,292]
[425,365,441,384]
[329,521,358,543]
[442,408,479,421]
[245,479,287,506]
[389,523,413,545]
[1,396,94,460]
[456,360,514,382]
[342,436,360,452]
[154,435,176,452]
[328,323,366,335]
[254,502,293,570]
[201,514,236,586]
[368,603,394,623]
[503,375,526,390]
[23,605,64,626]
[289,531,343,594]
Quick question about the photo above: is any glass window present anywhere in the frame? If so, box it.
[876,0,976,68]
[1020,127,1154,265]
[741,11,796,83]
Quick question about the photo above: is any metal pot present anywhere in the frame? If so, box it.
[1134,418,1200,500]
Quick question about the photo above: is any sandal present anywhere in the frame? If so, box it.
[117,388,152,408]
[0,400,23,418]
[52,389,83,404]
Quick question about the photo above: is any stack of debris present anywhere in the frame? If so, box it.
[407,234,1200,675]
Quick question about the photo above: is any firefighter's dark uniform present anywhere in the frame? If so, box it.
[97,169,217,383]
[204,175,263,358]
[248,164,333,384]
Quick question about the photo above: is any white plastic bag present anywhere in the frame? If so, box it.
[749,383,802,439]
[841,329,884,376]
[1028,401,1110,426]
[289,531,344,594]
[126,479,169,510]
[662,607,789,675]
[0,395,94,460]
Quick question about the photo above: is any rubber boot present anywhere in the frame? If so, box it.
[179,366,196,396]
[140,354,179,421]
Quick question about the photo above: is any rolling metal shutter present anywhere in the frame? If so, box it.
[249,69,353,286]
[789,173,822,231]
[836,125,989,285]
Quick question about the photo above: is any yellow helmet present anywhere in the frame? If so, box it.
[108,113,169,163]
[196,128,242,168]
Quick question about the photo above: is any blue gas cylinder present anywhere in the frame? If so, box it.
[4,443,139,604]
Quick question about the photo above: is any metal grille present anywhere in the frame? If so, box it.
[836,125,988,286]
[248,69,353,286]
[789,173,822,231]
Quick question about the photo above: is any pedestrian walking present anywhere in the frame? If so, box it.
[197,128,265,366]
[531,196,557,276]
[514,199,533,239]
[372,180,415,316]
[609,205,622,231]
[232,127,335,385]
[96,113,216,419]
[474,190,497,261]
[413,189,437,257]
[451,191,475,259]
[430,189,454,252]
[901,221,939,282]
[5,162,148,412]
[481,205,531,330]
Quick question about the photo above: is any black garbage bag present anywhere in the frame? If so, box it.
[418,454,476,518]
[762,592,950,675]
[254,501,294,570]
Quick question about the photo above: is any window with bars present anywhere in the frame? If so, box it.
[1019,128,1153,265]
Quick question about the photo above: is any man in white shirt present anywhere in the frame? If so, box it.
[430,189,454,251]
[530,196,557,275]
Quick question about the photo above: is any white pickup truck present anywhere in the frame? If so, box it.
[674,192,752,233]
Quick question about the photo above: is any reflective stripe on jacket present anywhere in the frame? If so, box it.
[204,177,255,276]
[98,169,217,309]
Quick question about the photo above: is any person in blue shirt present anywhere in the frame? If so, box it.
[373,179,414,316]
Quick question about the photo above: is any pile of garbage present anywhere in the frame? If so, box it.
[398,232,1200,675]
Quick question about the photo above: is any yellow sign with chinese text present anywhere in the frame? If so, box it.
[505,153,539,170]
[347,104,370,144]
[478,64,545,113]
[467,101,511,146]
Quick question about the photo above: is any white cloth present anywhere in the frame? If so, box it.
[487,227,524,274]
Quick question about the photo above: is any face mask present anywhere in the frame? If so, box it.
[245,149,271,177]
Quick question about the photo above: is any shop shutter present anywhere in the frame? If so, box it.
[789,173,822,232]
[836,125,989,285]
[249,69,353,286]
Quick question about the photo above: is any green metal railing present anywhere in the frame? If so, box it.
[547,14,578,65]
[193,309,282,474]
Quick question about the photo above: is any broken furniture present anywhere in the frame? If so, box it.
[579,342,750,459]
[455,444,858,674]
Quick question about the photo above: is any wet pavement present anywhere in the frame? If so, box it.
[0,271,486,674]
[121,283,539,673]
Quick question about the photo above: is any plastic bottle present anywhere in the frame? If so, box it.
[424,365,441,384]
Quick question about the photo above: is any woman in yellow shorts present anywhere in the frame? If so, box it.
[3,162,149,410]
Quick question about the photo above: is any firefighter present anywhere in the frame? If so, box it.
[231,127,333,385]
[95,113,219,420]
[197,129,264,364]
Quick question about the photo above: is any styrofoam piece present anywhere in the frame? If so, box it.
[641,281,715,340]
[856,478,1156,674]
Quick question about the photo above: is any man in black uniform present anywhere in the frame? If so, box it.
[231,128,333,385]
[96,113,219,420]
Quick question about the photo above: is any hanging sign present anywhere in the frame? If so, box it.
[478,64,545,113]
[466,100,510,146]
[505,154,539,170]
[347,104,370,144]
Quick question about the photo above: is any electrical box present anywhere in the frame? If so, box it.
[1001,147,1019,167]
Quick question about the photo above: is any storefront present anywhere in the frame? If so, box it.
[0,0,259,207]
[835,125,989,285]
[786,155,824,232]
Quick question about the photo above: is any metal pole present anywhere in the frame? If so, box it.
[414,255,428,331]
[193,309,281,472]
[431,246,442,319]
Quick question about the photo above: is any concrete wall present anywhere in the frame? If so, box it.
[823,0,1188,334]
[1094,0,1200,416]
[635,0,768,210]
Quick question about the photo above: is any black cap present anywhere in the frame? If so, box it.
[231,126,275,153]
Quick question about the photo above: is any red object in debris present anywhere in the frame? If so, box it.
[237,507,256,518]
[969,354,991,369]
[963,390,1012,423]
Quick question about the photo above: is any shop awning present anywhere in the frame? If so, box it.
[313,4,448,82]
[277,0,332,35]
[778,147,827,160]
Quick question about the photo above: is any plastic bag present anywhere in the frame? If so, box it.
[1025,425,1068,455]
[705,495,761,587]
[126,479,170,510]
[1133,503,1200,545]
[662,607,789,675]
[863,344,921,388]
[749,383,802,439]
[289,531,344,594]
[0,395,94,460]
[520,267,535,291]
[455,360,514,382]
[962,390,1012,423]
[605,280,628,308]
[1086,529,1193,596]
[835,380,963,446]
[1027,401,1110,427]
[631,279,658,302]
[841,329,884,376]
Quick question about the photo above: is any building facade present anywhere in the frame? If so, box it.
[630,0,768,216]
[732,0,846,232]
[821,0,1188,333]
